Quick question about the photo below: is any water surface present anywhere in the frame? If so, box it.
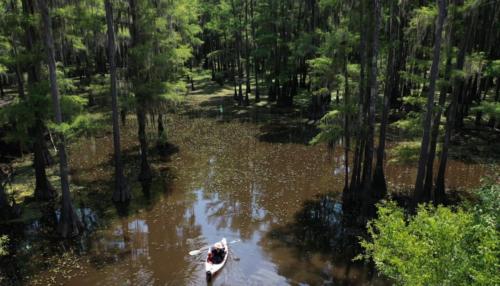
[17,92,489,286]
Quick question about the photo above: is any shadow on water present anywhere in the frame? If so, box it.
[0,133,179,285]
[264,193,389,286]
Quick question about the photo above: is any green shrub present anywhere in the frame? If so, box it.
[388,141,421,163]
[358,183,500,286]
[0,235,8,256]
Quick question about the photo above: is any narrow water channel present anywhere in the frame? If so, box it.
[9,89,488,286]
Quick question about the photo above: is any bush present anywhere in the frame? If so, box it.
[358,183,500,286]
[0,235,8,256]
[388,141,421,163]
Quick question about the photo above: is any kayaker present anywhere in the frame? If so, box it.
[211,243,225,264]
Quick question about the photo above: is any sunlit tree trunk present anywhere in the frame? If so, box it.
[39,0,82,238]
[106,0,129,203]
[414,0,447,204]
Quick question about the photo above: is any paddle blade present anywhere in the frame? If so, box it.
[189,250,202,256]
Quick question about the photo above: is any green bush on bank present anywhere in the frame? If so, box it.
[358,182,499,286]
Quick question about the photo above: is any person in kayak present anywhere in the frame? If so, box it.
[210,242,225,264]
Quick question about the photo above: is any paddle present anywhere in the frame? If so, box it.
[189,239,241,256]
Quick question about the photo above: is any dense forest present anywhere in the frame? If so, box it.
[0,0,499,285]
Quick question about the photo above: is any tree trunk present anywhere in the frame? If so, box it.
[373,0,397,196]
[33,120,55,201]
[0,77,5,98]
[157,113,168,155]
[244,0,251,105]
[423,24,453,200]
[106,0,129,203]
[343,54,350,192]
[414,0,446,204]
[128,0,152,183]
[350,0,367,191]
[137,108,152,182]
[250,0,259,102]
[0,182,12,220]
[435,6,468,203]
[39,0,82,238]
[361,0,380,189]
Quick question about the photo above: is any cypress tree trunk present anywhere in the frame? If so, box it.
[33,120,55,201]
[362,0,380,189]
[424,26,453,200]
[244,0,251,105]
[435,7,468,203]
[343,53,350,192]
[250,0,259,102]
[12,45,25,99]
[0,77,4,98]
[373,0,397,196]
[137,107,152,182]
[128,0,152,183]
[39,0,82,238]
[20,0,55,201]
[350,0,367,191]
[414,0,446,204]
[0,182,12,220]
[105,0,129,203]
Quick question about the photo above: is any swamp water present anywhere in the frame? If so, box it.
[2,92,489,286]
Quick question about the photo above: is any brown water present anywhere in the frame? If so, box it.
[9,86,490,286]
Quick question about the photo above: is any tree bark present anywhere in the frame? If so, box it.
[33,120,55,201]
[435,5,468,203]
[414,0,446,204]
[424,24,453,200]
[361,0,380,189]
[0,76,4,98]
[373,0,397,196]
[137,108,152,182]
[244,0,251,105]
[105,0,129,203]
[39,0,82,238]
[0,182,12,220]
[128,0,152,183]
[343,53,350,192]
[250,0,259,102]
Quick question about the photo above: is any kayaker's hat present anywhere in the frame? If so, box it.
[214,242,223,249]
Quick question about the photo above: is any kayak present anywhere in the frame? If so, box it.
[205,238,228,281]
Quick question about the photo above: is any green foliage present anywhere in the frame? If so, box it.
[406,5,438,45]
[359,183,500,286]
[0,235,8,256]
[49,113,106,140]
[0,83,51,147]
[484,60,500,77]
[472,102,500,121]
[388,141,421,163]
[310,109,344,145]
[391,112,423,137]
